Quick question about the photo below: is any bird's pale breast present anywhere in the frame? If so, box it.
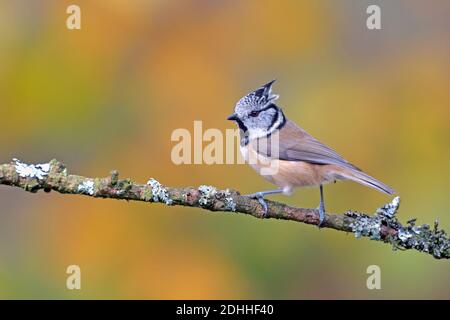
[240,142,339,193]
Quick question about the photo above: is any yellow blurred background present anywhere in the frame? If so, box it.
[0,0,449,299]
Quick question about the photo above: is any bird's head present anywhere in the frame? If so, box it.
[227,80,284,139]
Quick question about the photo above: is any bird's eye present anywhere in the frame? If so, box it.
[249,111,259,117]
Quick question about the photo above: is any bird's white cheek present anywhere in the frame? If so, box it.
[239,145,249,162]
[248,128,268,140]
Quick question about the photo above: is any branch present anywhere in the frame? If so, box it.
[1,159,448,260]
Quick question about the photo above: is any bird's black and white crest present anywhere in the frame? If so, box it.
[235,80,280,115]
[230,80,285,141]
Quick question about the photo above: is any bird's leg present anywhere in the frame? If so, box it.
[317,184,326,227]
[246,189,284,217]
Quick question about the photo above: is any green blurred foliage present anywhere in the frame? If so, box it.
[0,0,449,299]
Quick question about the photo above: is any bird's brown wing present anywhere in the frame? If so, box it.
[253,120,360,171]
[252,120,395,195]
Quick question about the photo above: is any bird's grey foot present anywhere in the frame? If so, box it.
[316,202,325,228]
[317,184,325,228]
[247,192,269,217]
[246,190,283,218]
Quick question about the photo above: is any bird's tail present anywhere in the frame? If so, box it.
[339,168,395,195]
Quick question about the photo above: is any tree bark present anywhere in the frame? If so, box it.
[1,158,448,259]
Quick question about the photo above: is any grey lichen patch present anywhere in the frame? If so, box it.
[77,180,95,195]
[393,219,449,259]
[13,158,50,180]
[196,186,236,211]
[222,189,237,212]
[147,178,173,205]
[376,196,400,218]
[347,197,450,259]
[397,228,413,241]
[348,198,402,240]
[347,211,383,240]
[198,185,217,207]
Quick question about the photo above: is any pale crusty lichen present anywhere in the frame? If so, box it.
[348,197,401,240]
[77,180,95,195]
[376,196,400,218]
[198,185,217,207]
[13,158,50,180]
[393,219,449,259]
[222,189,236,212]
[147,178,173,205]
[347,197,449,259]
[348,212,383,240]
[197,186,236,211]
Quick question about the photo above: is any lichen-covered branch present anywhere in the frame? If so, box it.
[1,159,449,259]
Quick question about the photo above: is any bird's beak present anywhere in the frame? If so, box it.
[227,113,238,121]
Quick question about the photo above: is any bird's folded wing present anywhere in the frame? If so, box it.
[253,120,360,171]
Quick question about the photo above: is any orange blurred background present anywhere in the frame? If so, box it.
[0,0,449,299]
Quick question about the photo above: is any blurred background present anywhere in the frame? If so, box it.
[0,0,449,299]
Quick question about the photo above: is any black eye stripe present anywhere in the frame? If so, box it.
[236,118,248,133]
[259,103,277,112]
[250,103,277,117]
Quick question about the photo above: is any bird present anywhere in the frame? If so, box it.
[227,80,395,226]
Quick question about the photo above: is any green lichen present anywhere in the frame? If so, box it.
[93,178,103,195]
[48,159,66,175]
[24,179,41,193]
[117,179,133,192]
[110,170,119,186]
[140,185,153,202]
